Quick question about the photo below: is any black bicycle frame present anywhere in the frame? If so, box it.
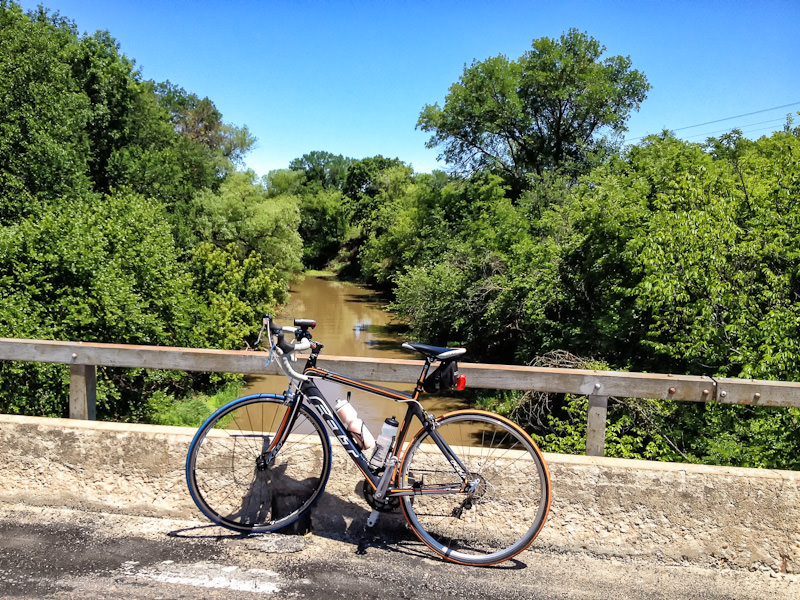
[272,350,472,499]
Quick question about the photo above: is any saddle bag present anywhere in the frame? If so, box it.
[423,360,461,393]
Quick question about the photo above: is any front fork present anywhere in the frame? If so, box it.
[257,388,303,469]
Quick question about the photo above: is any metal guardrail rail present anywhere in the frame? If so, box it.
[2,337,799,456]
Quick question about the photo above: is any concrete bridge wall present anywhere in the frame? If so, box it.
[1,414,797,575]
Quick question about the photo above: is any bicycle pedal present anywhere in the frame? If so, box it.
[366,509,380,528]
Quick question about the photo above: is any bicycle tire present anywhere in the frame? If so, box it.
[398,409,551,566]
[186,393,331,533]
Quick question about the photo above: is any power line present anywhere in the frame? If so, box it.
[671,102,800,132]
[683,117,788,141]
[626,101,800,142]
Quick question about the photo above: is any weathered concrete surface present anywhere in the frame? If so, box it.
[1,414,798,578]
[2,503,798,600]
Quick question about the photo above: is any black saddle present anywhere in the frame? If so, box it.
[402,342,466,361]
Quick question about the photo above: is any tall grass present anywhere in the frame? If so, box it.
[147,380,246,427]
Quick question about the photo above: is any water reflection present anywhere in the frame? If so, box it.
[244,274,466,434]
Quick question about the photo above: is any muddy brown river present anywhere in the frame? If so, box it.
[244,274,465,435]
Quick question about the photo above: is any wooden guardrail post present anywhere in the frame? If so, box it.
[69,364,96,420]
[586,395,609,456]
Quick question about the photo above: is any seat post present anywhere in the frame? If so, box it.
[411,356,435,400]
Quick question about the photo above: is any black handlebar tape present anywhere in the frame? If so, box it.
[276,333,295,354]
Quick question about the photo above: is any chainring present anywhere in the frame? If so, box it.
[361,478,400,512]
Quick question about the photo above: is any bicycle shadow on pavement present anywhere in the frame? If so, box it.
[166,480,407,545]
[167,481,529,571]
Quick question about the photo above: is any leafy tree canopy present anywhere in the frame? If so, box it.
[155,81,255,170]
[0,2,290,420]
[418,29,649,195]
[289,150,351,192]
[0,1,92,221]
[191,170,303,276]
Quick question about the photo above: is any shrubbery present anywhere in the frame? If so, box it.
[0,3,298,420]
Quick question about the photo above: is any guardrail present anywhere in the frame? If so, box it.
[2,337,800,457]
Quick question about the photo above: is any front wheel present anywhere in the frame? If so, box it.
[398,410,551,566]
[186,393,332,533]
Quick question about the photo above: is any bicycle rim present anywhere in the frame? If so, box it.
[399,410,551,566]
[186,393,331,533]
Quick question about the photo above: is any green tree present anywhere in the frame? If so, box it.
[0,191,200,418]
[155,81,255,171]
[69,29,140,194]
[0,2,92,222]
[387,173,526,351]
[279,152,355,269]
[0,2,291,422]
[342,155,410,223]
[502,130,800,469]
[356,165,423,284]
[188,242,287,351]
[289,150,351,192]
[418,29,649,195]
[611,130,800,380]
[263,168,306,197]
[299,188,350,268]
[114,82,254,250]
[191,170,303,278]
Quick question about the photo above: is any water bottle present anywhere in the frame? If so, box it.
[369,416,399,469]
[334,394,375,450]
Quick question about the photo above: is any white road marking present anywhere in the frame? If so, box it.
[126,561,282,594]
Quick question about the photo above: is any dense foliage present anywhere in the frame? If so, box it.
[273,39,798,468]
[0,2,298,420]
[2,2,798,468]
[418,29,650,195]
[379,127,800,469]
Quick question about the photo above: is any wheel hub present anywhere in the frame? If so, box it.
[451,475,492,518]
[255,454,269,471]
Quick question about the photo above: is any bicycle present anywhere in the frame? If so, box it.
[185,316,552,566]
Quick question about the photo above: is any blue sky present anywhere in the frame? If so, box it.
[17,0,800,176]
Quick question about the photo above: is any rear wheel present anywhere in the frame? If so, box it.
[399,410,551,566]
[186,394,331,533]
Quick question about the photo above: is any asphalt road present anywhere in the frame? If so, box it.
[0,503,796,600]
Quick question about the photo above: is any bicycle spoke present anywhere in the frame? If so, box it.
[186,396,331,533]
[399,411,551,566]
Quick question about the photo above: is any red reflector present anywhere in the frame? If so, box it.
[455,374,467,391]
